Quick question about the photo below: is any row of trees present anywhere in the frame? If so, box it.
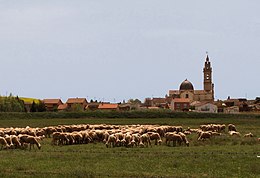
[0,95,46,112]
[0,95,25,112]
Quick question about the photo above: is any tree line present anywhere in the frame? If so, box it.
[0,95,46,112]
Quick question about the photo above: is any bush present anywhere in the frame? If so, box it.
[0,110,259,120]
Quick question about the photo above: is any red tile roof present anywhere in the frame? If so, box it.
[98,103,118,109]
[58,104,68,110]
[43,99,63,104]
[66,98,87,104]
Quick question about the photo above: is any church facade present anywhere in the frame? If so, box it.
[168,55,214,102]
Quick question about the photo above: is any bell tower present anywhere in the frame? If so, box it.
[203,55,213,92]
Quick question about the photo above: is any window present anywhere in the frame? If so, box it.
[186,94,189,98]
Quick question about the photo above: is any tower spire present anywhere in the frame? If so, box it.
[206,51,209,62]
[203,54,212,92]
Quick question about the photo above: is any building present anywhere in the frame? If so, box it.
[170,98,190,111]
[194,102,218,113]
[43,99,63,111]
[57,104,68,112]
[66,98,88,110]
[169,55,214,102]
[85,102,100,111]
[98,103,119,111]
[224,106,239,114]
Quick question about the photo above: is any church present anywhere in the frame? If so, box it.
[168,55,214,102]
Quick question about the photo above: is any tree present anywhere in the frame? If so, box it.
[0,95,25,112]
[30,101,37,112]
[70,103,84,112]
[37,101,46,112]
[128,99,142,104]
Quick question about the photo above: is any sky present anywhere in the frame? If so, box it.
[0,0,259,103]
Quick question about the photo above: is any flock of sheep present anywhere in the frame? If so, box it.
[0,123,259,150]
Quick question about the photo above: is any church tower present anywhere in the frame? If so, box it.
[203,55,213,92]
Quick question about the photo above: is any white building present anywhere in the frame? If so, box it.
[195,102,218,113]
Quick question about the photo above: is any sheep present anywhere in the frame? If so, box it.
[228,131,241,137]
[198,131,212,141]
[244,133,254,137]
[102,131,110,143]
[19,135,41,150]
[11,135,22,148]
[88,131,99,143]
[0,136,10,150]
[44,127,58,138]
[0,130,4,137]
[219,124,226,132]
[147,132,162,145]
[210,131,222,136]
[66,133,75,145]
[124,133,133,147]
[80,131,92,144]
[228,124,237,132]
[165,132,183,147]
[51,132,61,145]
[178,132,189,146]
[72,132,83,144]
[58,133,70,145]
[106,134,117,148]
[130,133,140,147]
[4,135,14,148]
[139,133,152,148]
[115,132,125,147]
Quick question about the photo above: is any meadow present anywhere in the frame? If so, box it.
[0,117,259,178]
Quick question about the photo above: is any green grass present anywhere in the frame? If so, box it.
[0,117,259,178]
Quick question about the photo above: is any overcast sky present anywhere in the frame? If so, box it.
[0,1,259,102]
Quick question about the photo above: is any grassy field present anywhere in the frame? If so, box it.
[0,117,259,178]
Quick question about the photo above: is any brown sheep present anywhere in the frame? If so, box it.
[44,127,58,138]
[0,136,10,150]
[19,135,41,150]
[130,133,140,147]
[11,135,22,148]
[219,124,226,132]
[66,133,75,145]
[183,130,191,135]
[228,124,237,132]
[58,133,70,145]
[106,134,117,148]
[198,131,212,141]
[139,133,151,148]
[165,132,183,146]
[0,130,5,137]
[4,135,14,149]
[115,133,125,147]
[52,132,61,145]
[124,133,133,147]
[81,131,92,144]
[178,132,189,146]
[72,132,83,144]
[147,132,162,145]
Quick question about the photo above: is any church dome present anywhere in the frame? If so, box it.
[179,79,194,91]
